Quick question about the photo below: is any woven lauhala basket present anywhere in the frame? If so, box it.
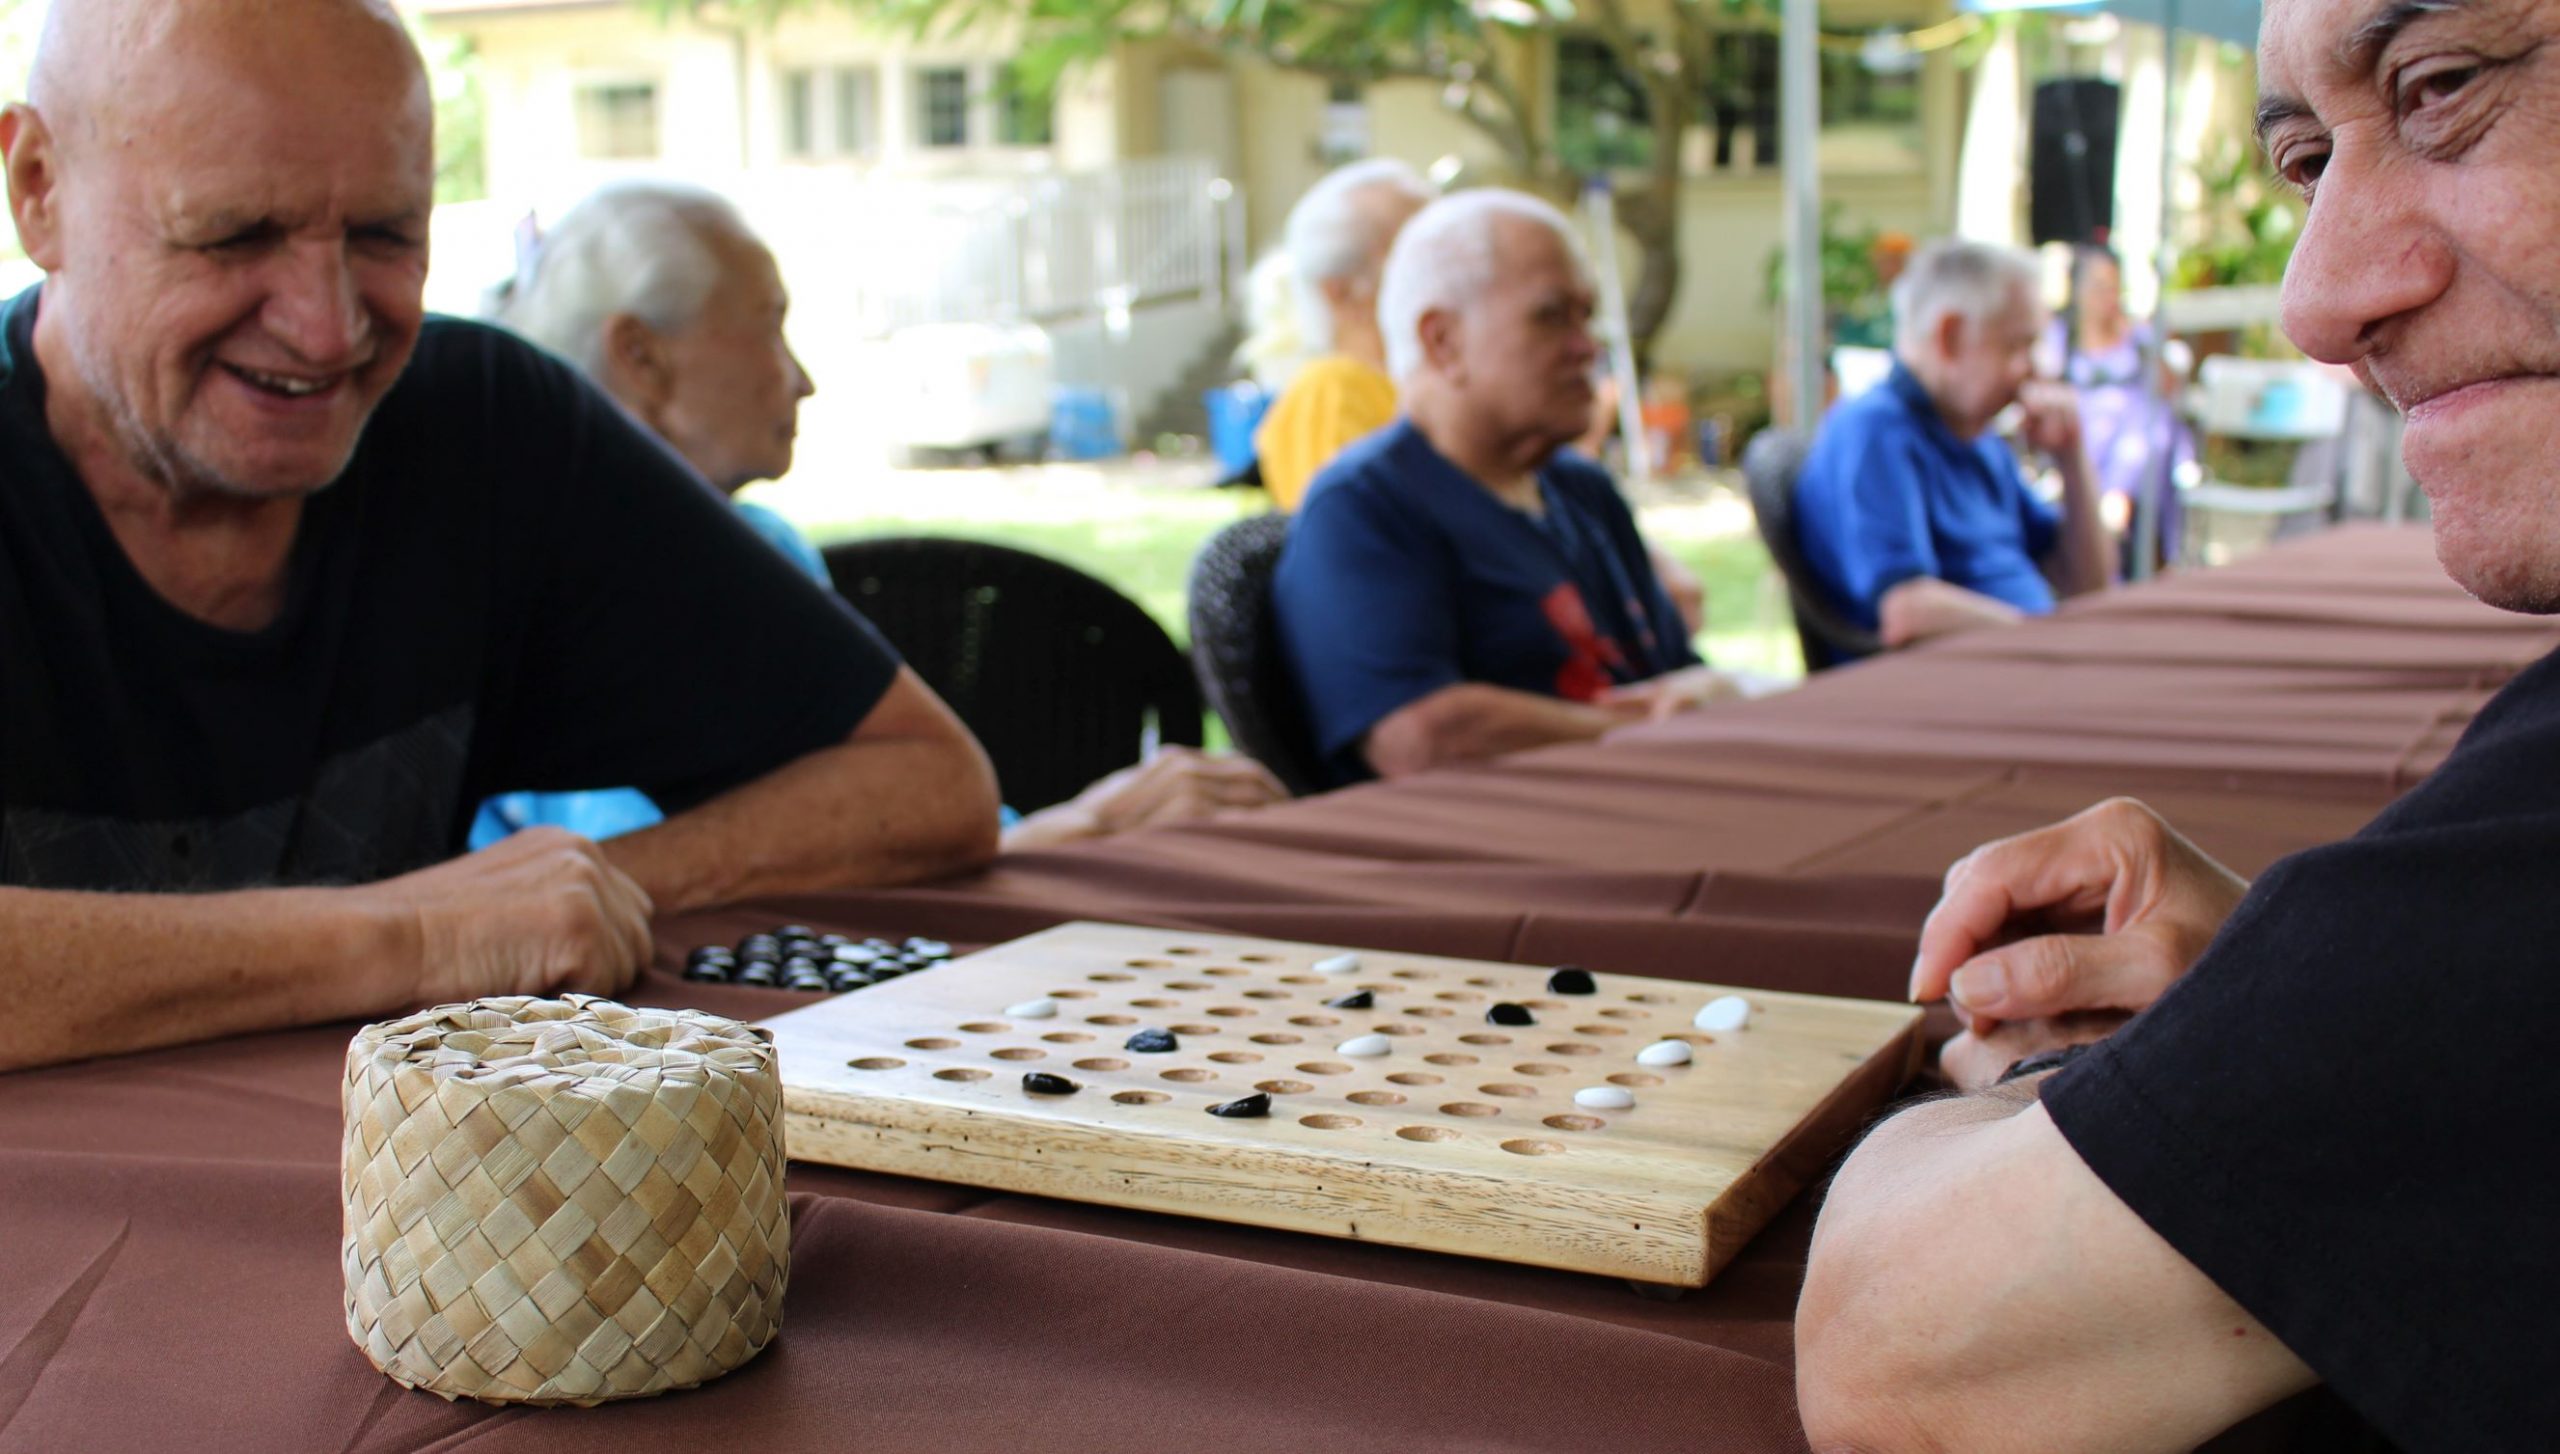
[341,994,788,1405]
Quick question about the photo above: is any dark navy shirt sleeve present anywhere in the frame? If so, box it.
[2042,647,2560,1451]
[1272,457,1464,779]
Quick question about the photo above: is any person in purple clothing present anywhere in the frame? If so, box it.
[2049,245,2195,576]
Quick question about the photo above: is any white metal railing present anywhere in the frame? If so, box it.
[835,156,1238,336]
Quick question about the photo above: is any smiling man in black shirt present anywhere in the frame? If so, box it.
[0,0,998,1073]
[1794,0,2560,1447]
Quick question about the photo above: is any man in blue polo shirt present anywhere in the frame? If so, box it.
[1795,239,2108,659]
[1272,190,1740,788]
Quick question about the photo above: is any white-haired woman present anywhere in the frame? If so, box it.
[1240,159,1433,510]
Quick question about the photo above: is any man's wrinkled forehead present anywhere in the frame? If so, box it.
[2257,0,2532,135]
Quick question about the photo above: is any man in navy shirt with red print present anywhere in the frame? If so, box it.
[1793,239,2109,659]
[1273,189,1739,788]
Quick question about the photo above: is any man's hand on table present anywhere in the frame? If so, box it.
[369,827,651,1008]
[1003,747,1290,849]
[1598,665,1748,725]
[1911,797,2248,1089]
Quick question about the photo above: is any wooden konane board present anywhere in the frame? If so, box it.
[760,923,1924,1286]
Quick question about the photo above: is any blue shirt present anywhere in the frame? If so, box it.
[1794,361,2061,639]
[468,499,834,849]
[1273,419,1698,788]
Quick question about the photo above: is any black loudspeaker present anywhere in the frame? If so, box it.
[2029,77,2120,247]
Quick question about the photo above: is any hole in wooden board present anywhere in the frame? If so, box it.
[1458,1033,1511,1046]
[1113,1091,1167,1106]
[1514,1062,1572,1078]
[1073,1058,1128,1072]
[1204,967,1248,978]
[1464,976,1497,987]
[1576,1024,1629,1037]
[1239,954,1277,964]
[1480,1083,1538,1098]
[1256,1079,1313,1095]
[1347,1090,1405,1106]
[1434,990,1484,1003]
[1397,1126,1457,1142]
[1040,1032,1092,1045]
[1385,1072,1443,1086]
[1131,998,1177,1009]
[1248,1032,1303,1045]
[1299,1115,1361,1130]
[1628,992,1674,1005]
[1423,1053,1478,1067]
[1391,969,1432,980]
[1376,1023,1424,1037]
[990,1048,1045,1061]
[1501,1140,1566,1156]
[933,1068,989,1082]
[1166,981,1213,992]
[1598,1007,1644,1020]
[1403,1006,1455,1018]
[1166,946,1206,956]
[1289,1014,1341,1028]
[1278,975,1322,986]
[1051,989,1096,1000]
[1548,1043,1601,1056]
[905,1038,960,1051]
[1172,1024,1220,1036]
[1609,1072,1664,1088]
[1161,1068,1215,1083]
[847,1057,905,1071]
[1206,1051,1261,1064]
[1296,1061,1353,1076]
[959,1022,1007,1034]
[1123,959,1170,970]
[1091,972,1136,983]
[1086,1014,1137,1026]
[1206,1006,1256,1018]
[1242,989,1288,1000]
[1544,1114,1605,1132]
[1440,1102,1501,1118]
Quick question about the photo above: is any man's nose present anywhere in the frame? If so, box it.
[261,240,370,367]
[2280,148,2453,367]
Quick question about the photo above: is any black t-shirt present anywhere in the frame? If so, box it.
[2045,645,2560,1451]
[0,286,901,890]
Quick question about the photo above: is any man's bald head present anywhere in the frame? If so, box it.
[2,0,434,504]
[30,0,424,157]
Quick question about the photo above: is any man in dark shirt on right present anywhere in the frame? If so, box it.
[1792,238,2109,656]
[1795,0,2560,1445]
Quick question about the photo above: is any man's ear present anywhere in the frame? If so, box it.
[1417,305,1463,383]
[599,312,672,416]
[1933,308,1967,363]
[2,105,66,271]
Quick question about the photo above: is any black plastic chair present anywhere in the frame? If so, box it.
[1184,513,1329,798]
[1741,426,1884,671]
[820,536,1204,814]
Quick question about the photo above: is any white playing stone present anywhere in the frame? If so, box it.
[1004,997,1060,1020]
[1313,953,1362,975]
[1635,1039,1694,1067]
[1337,1033,1391,1058]
[1573,1085,1636,1111]
[1693,995,1752,1032]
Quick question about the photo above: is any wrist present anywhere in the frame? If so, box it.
[1994,1040,2095,1089]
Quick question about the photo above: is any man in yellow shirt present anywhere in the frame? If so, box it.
[1246,159,1432,510]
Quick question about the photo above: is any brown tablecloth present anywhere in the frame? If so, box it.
[2,525,2540,1453]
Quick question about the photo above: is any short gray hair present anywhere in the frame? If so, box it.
[1890,239,2038,353]
[1237,158,1434,384]
[1378,188,1589,386]
[495,180,749,378]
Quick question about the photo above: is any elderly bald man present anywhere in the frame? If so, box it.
[1795,0,2560,1444]
[0,0,999,1074]
[1270,190,1738,788]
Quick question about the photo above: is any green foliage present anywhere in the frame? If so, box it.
[2172,138,2300,291]
[1761,203,1884,316]
[403,9,488,204]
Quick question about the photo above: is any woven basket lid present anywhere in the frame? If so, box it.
[341,994,788,1406]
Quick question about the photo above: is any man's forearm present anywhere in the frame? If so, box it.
[2049,448,2112,598]
[0,884,407,1073]
[606,724,1000,914]
[1878,577,2025,647]
[1361,683,1626,779]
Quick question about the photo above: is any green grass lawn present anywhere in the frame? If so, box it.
[750,461,1804,685]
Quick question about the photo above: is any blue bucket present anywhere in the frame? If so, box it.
[1204,382,1271,475]
[1050,388,1124,462]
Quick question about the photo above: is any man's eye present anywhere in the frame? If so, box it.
[2399,61,2482,114]
[2275,146,2328,199]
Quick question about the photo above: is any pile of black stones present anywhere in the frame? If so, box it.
[683,924,953,992]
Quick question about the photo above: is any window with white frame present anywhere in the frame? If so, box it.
[574,80,660,161]
[917,66,970,148]
[780,65,881,160]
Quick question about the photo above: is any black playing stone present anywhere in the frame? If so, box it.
[827,970,877,993]
[1125,1028,1179,1054]
[1021,1072,1080,1096]
[781,956,820,975]
[776,925,816,940]
[820,933,853,948]
[1206,1093,1271,1119]
[1323,990,1374,1010]
[783,975,828,993]
[740,935,779,953]
[1486,1001,1536,1026]
[1547,966,1597,995]
[905,939,951,958]
[736,965,779,988]
[682,963,732,984]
